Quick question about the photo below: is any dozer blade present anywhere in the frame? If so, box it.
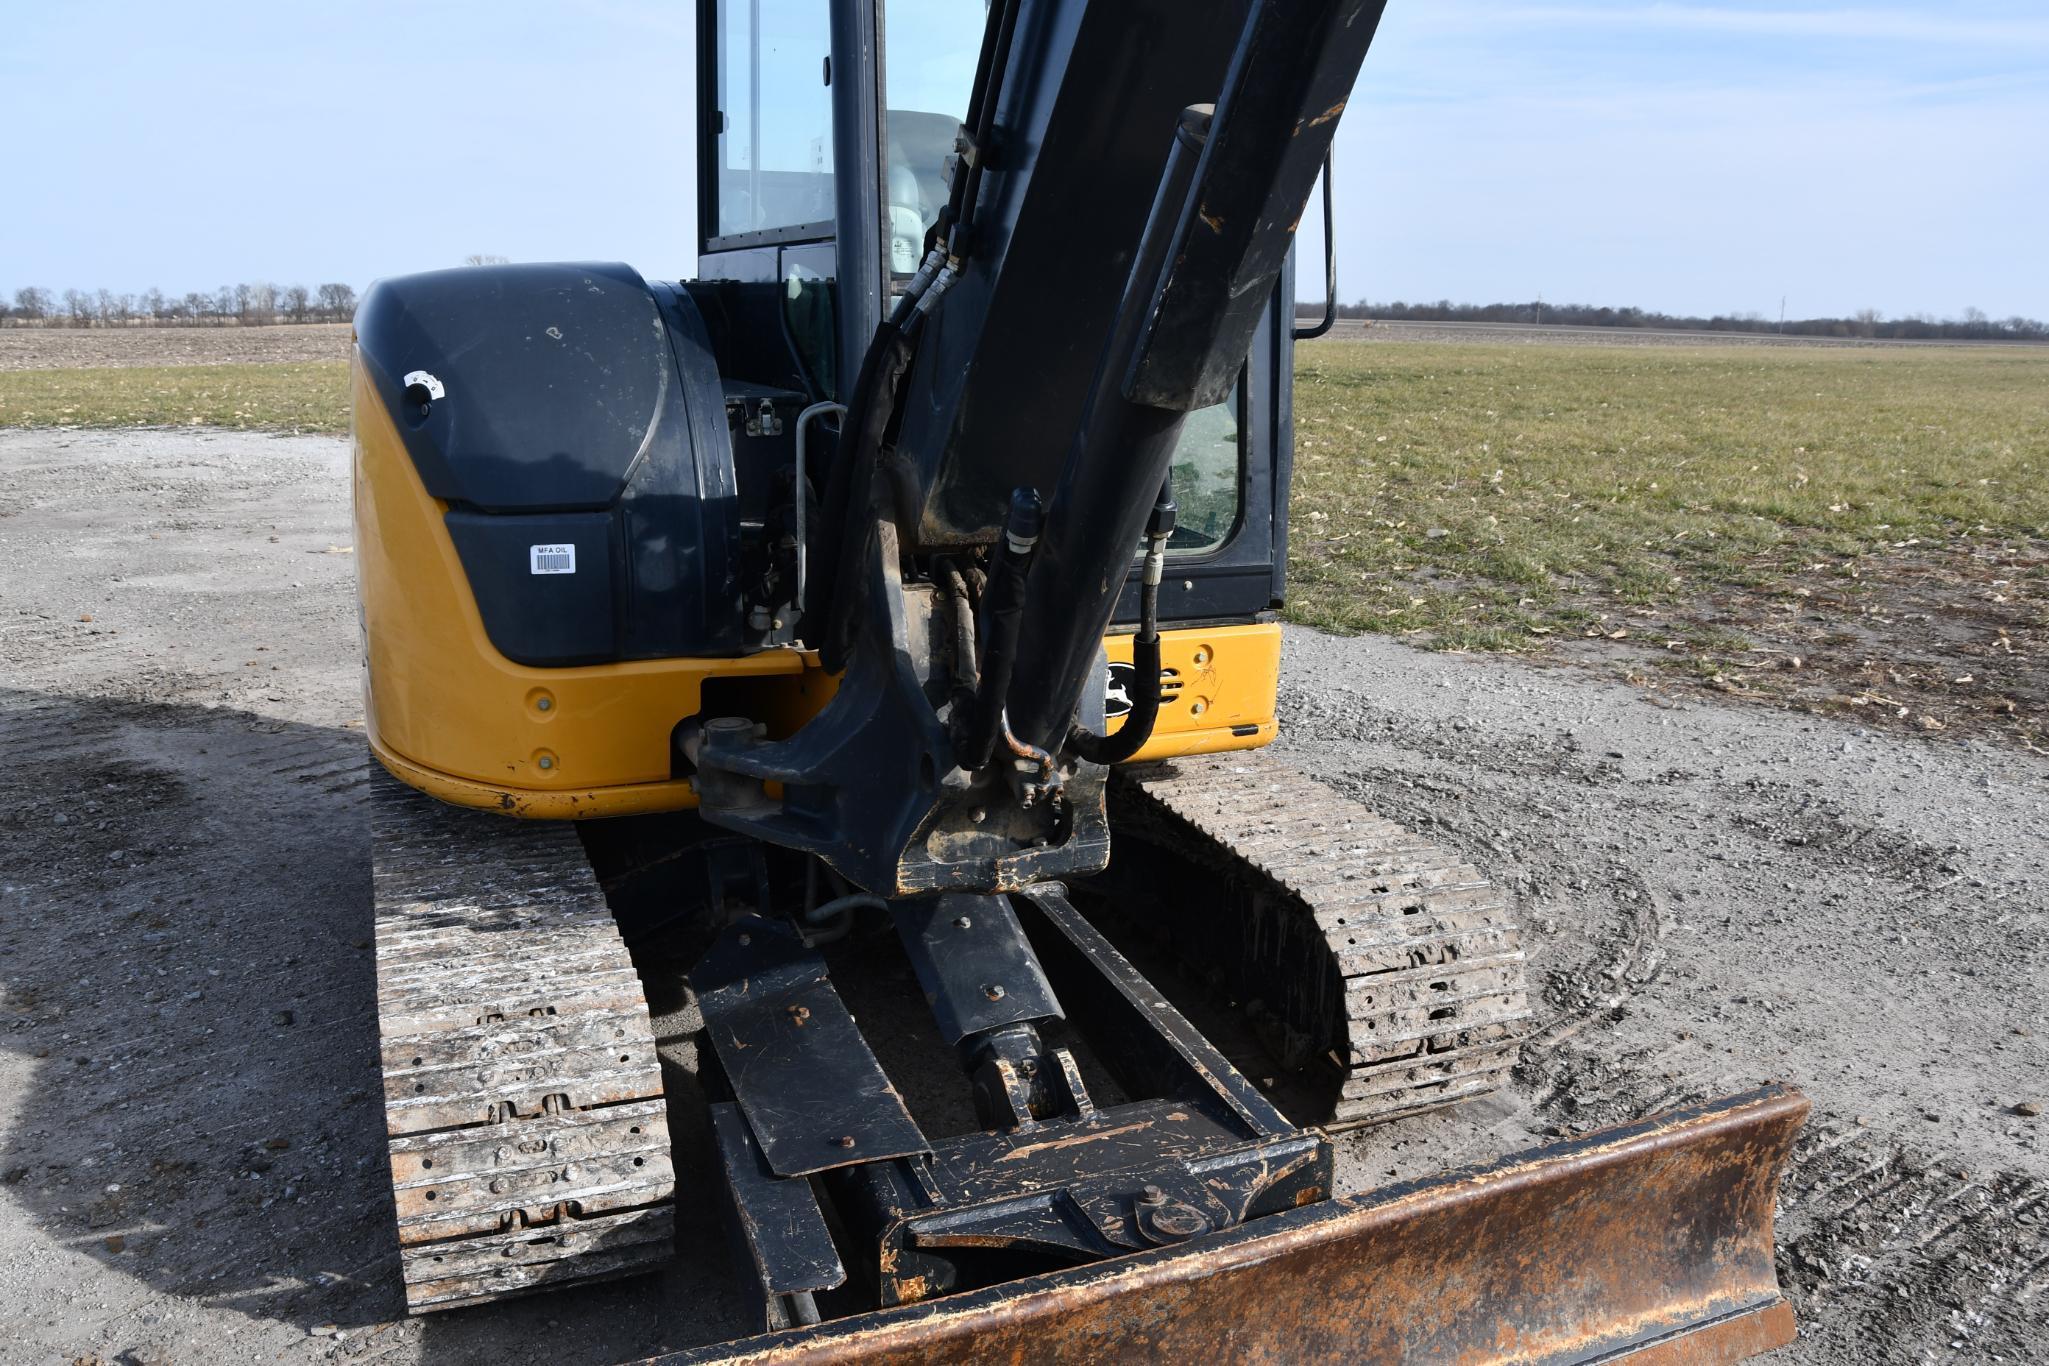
[656,1085,1808,1365]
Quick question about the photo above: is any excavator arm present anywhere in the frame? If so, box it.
[693,0,1386,896]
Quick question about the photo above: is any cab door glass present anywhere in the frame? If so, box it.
[877,4,1241,556]
[716,0,834,238]
[882,1,986,273]
[1168,385,1242,554]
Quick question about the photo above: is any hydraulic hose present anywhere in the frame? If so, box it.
[1069,484,1177,766]
[910,0,1023,322]
[954,487,1042,771]
[948,0,1022,245]
[941,560,980,710]
[814,307,923,672]
[1000,709,1061,803]
[801,891,889,946]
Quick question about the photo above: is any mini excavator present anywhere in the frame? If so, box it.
[351,1,1809,1359]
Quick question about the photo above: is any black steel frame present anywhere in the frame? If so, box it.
[695,883,1331,1326]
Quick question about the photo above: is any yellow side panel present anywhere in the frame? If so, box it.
[351,359,833,818]
[1103,622,1281,762]
[355,354,1277,815]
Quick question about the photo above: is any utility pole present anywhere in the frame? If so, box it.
[1778,296,1786,333]
[1535,292,1543,327]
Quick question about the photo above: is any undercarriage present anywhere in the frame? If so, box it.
[370,755,1804,1361]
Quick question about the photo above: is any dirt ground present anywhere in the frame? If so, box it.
[0,325,352,372]
[0,320,1992,374]
[1328,319,2028,350]
[1549,548,2047,757]
[1,428,2044,1365]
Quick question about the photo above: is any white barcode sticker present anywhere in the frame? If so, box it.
[529,544,576,575]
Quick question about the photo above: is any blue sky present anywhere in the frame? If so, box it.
[2,1,2043,320]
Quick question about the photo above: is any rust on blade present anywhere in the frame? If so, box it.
[650,1085,1810,1365]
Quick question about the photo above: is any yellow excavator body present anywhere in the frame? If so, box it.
[356,359,1280,817]
[347,0,1808,1358]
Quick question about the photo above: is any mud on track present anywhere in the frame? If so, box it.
[0,427,2043,1364]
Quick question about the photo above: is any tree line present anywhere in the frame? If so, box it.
[0,283,359,328]
[1311,298,2048,343]
[16,279,2044,343]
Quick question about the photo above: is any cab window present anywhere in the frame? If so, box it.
[715,0,835,240]
[1167,386,1242,554]
[882,2,985,273]
[878,1,1243,554]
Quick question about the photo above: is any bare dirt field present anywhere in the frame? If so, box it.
[1327,319,2036,350]
[1,428,2045,1365]
[0,325,352,373]
[1290,340,2048,758]
[0,319,1976,375]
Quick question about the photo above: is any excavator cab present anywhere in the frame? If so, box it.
[691,0,1297,767]
[350,1,1809,1359]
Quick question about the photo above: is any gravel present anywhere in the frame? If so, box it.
[1,427,2043,1364]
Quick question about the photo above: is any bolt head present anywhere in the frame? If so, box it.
[983,983,1005,1001]
[954,916,973,929]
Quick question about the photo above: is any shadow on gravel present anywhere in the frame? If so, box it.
[0,688,750,1361]
[0,687,397,1334]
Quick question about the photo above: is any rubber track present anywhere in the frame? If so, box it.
[370,768,675,1312]
[1118,753,1530,1127]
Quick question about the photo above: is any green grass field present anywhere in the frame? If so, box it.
[0,362,349,434]
[1289,341,2049,648]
